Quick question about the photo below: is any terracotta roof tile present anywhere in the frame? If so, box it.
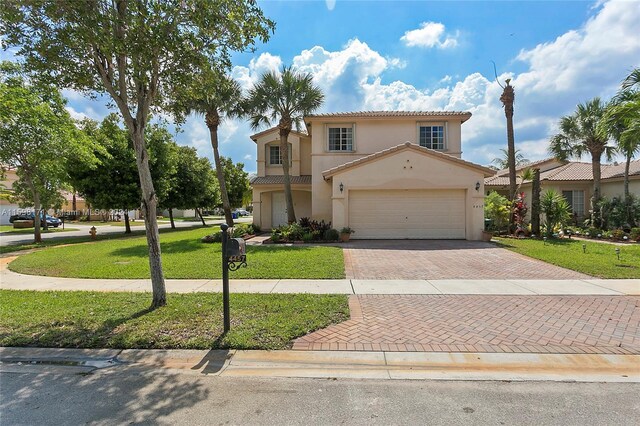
[250,175,312,185]
[306,110,472,122]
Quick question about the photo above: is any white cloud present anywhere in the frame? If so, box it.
[325,0,336,11]
[244,154,253,161]
[231,52,283,92]
[400,22,459,49]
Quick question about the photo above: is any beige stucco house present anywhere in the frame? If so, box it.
[250,111,494,240]
[485,158,640,223]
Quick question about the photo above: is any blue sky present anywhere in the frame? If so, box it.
[4,0,639,173]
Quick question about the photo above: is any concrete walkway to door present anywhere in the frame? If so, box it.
[343,240,590,280]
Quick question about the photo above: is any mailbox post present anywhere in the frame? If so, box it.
[220,224,247,333]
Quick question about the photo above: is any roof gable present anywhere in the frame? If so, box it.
[249,126,308,142]
[322,142,495,179]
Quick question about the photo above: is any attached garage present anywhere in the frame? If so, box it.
[322,143,494,241]
[348,189,466,239]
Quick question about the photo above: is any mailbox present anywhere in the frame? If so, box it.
[226,237,246,258]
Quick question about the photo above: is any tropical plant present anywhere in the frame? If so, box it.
[174,70,244,227]
[246,65,325,224]
[540,190,572,237]
[601,68,640,225]
[499,79,517,205]
[491,148,530,170]
[484,191,510,232]
[549,97,616,226]
[1,0,274,308]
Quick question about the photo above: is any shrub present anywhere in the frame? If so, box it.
[630,228,640,242]
[323,229,340,241]
[301,233,314,243]
[540,190,572,238]
[201,233,222,243]
[340,227,354,234]
[611,229,626,240]
[484,191,510,232]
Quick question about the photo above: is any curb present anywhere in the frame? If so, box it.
[2,347,638,383]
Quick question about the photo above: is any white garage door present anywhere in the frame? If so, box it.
[348,189,466,239]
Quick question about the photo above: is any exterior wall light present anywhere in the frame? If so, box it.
[339,182,344,193]
[475,181,481,191]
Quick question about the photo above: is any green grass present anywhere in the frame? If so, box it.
[495,237,640,278]
[8,227,345,279]
[0,290,349,350]
[0,225,78,234]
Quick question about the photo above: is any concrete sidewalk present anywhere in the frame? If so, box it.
[1,347,638,383]
[1,268,638,295]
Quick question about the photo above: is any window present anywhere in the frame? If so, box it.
[328,126,354,151]
[268,144,291,165]
[418,124,445,150]
[562,190,585,218]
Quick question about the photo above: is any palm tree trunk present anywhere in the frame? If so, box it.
[206,115,234,227]
[124,210,131,234]
[500,82,517,229]
[624,154,631,225]
[531,168,541,236]
[279,129,296,224]
[168,207,175,229]
[131,127,167,309]
[591,153,602,228]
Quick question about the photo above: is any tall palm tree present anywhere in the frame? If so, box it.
[549,97,615,225]
[245,65,324,224]
[176,68,242,227]
[491,147,529,170]
[499,79,517,202]
[601,68,640,224]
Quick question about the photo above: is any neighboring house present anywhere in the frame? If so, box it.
[250,111,494,240]
[0,166,20,225]
[485,159,640,223]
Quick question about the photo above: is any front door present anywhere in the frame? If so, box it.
[271,192,288,228]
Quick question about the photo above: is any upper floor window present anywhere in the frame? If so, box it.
[328,125,354,152]
[418,124,445,150]
[268,144,292,165]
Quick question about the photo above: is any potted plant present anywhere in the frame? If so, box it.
[339,227,354,242]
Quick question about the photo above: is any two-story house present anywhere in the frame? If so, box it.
[250,111,494,240]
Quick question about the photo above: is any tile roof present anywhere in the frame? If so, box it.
[492,157,561,177]
[249,126,308,141]
[250,175,312,186]
[485,159,640,186]
[322,142,495,178]
[306,111,472,122]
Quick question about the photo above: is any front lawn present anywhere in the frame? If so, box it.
[0,290,349,350]
[8,227,345,279]
[496,237,640,278]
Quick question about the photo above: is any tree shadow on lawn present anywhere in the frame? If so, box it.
[110,239,208,258]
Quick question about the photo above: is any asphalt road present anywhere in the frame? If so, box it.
[2,369,638,425]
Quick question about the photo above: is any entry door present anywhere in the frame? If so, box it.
[271,192,288,228]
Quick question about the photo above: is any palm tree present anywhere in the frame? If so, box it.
[601,68,640,224]
[176,68,242,227]
[499,79,517,202]
[491,148,529,170]
[245,65,324,224]
[549,97,615,225]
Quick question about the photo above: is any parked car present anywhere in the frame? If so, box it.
[9,213,62,227]
[233,209,250,217]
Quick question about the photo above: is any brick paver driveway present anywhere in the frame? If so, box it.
[343,240,590,279]
[293,295,640,354]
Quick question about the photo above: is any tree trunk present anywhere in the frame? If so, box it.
[531,168,541,236]
[279,128,296,224]
[591,153,602,228]
[168,207,175,229]
[206,113,234,227]
[624,154,631,226]
[196,208,206,225]
[41,209,49,231]
[72,190,77,218]
[500,82,517,226]
[131,127,166,309]
[124,210,131,234]
[25,177,41,243]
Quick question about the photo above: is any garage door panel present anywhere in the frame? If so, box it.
[349,189,465,239]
